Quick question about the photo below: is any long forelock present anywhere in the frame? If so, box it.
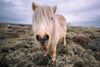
[32,5,56,35]
[33,5,54,24]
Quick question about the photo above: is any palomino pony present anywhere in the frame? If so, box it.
[32,2,66,63]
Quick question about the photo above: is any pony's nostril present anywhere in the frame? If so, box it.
[44,35,49,41]
[36,35,41,41]
[36,35,49,45]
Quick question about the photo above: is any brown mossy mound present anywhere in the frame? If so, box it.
[73,36,89,45]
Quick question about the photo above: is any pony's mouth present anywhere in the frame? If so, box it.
[38,41,48,46]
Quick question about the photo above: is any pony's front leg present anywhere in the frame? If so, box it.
[63,37,66,46]
[42,46,48,56]
[51,47,56,63]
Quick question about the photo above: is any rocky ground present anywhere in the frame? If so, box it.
[0,23,100,67]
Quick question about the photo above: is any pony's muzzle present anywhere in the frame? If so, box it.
[36,35,49,45]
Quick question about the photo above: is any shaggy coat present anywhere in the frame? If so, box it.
[32,2,66,62]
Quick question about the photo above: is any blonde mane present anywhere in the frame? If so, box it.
[32,5,56,35]
[32,5,55,25]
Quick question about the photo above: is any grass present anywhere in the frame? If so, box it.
[0,23,100,67]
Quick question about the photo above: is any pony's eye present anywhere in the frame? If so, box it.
[51,17,53,20]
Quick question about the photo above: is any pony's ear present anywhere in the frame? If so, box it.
[53,6,57,13]
[32,2,38,11]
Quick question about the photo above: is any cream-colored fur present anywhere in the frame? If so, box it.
[32,2,66,62]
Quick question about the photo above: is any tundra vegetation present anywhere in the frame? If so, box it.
[0,23,100,67]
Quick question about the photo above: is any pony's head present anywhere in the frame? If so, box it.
[32,2,57,46]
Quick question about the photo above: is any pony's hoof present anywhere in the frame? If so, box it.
[52,61,55,64]
[52,59,55,64]
[64,44,66,46]
[43,54,47,57]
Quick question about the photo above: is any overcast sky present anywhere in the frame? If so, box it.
[0,0,100,27]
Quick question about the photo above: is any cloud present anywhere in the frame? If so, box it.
[59,0,100,27]
[0,0,33,24]
[0,0,100,27]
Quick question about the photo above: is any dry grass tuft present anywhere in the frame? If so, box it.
[73,36,89,45]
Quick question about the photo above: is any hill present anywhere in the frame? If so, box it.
[0,23,100,67]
